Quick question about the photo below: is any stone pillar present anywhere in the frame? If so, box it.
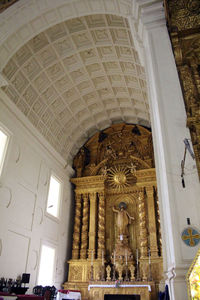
[97,191,105,259]
[146,186,158,257]
[80,193,89,259]
[138,190,148,258]
[128,1,200,298]
[72,193,82,259]
[88,192,97,259]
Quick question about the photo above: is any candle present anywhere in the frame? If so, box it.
[136,249,138,265]
[91,250,93,266]
[149,249,151,264]
[102,250,104,266]
[114,250,116,265]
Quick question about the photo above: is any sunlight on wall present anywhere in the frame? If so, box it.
[37,245,56,286]
[0,128,9,176]
[47,175,61,218]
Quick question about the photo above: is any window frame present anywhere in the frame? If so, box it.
[45,171,63,221]
[37,240,57,286]
[0,123,11,178]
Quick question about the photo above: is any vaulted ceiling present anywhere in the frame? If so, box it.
[2,14,150,162]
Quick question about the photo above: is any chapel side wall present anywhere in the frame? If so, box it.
[0,96,73,291]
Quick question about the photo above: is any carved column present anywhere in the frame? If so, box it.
[80,193,89,259]
[72,193,82,259]
[146,186,158,257]
[97,191,105,259]
[88,192,97,259]
[138,190,148,258]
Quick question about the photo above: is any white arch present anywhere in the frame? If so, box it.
[1,2,198,299]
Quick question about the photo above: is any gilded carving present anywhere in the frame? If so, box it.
[70,266,83,281]
[166,0,200,31]
[165,1,200,179]
[65,124,162,299]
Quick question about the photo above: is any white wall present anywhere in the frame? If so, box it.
[0,92,74,292]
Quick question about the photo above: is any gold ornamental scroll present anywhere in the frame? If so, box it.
[97,191,105,259]
[72,193,82,259]
[146,186,158,257]
[80,193,89,259]
[88,192,97,259]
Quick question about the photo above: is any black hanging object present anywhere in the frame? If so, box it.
[197,65,200,77]
[132,125,141,136]
[182,177,185,188]
[98,131,108,142]
[187,218,191,225]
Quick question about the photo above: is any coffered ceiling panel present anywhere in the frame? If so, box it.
[2,14,150,162]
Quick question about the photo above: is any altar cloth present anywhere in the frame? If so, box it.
[88,284,151,292]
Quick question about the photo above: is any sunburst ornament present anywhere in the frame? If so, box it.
[107,165,133,191]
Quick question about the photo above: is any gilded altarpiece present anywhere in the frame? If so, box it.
[63,124,163,300]
[164,0,200,178]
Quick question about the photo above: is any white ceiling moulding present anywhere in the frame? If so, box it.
[0,0,163,165]
[0,0,162,71]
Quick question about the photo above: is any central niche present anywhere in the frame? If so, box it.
[64,123,163,299]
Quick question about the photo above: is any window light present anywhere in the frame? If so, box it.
[0,128,9,176]
[47,175,61,218]
[37,244,56,286]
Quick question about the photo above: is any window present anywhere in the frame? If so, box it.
[46,174,62,219]
[37,244,56,286]
[0,126,10,177]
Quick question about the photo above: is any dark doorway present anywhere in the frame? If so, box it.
[104,295,140,300]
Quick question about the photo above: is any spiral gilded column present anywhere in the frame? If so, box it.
[98,191,105,259]
[72,193,82,259]
[138,190,148,258]
[88,192,97,259]
[80,193,89,259]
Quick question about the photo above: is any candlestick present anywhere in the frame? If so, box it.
[148,248,151,264]
[136,249,138,265]
[91,250,93,266]
[114,250,116,265]
[102,250,104,266]
[125,250,127,265]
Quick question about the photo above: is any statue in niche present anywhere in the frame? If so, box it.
[105,144,117,160]
[112,202,135,267]
[73,147,86,177]
[112,202,134,239]
[73,146,90,177]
